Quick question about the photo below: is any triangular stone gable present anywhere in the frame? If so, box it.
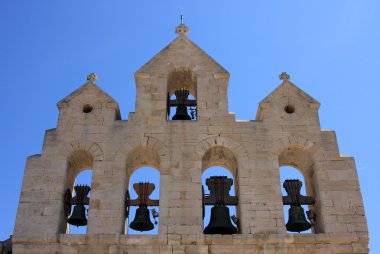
[136,35,228,75]
[256,80,320,121]
[260,80,320,107]
[57,82,118,109]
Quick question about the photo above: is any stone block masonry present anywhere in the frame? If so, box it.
[12,23,368,254]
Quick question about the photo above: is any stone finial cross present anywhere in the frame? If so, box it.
[279,72,290,81]
[175,11,189,36]
[87,73,98,82]
[175,23,190,35]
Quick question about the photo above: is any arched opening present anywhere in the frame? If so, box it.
[278,146,316,234]
[202,167,238,234]
[280,166,313,234]
[167,68,197,121]
[125,146,161,235]
[67,170,93,234]
[126,167,160,235]
[64,150,94,234]
[201,146,239,234]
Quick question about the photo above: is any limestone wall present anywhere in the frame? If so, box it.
[12,34,368,253]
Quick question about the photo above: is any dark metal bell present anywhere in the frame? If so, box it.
[204,205,237,234]
[286,205,312,232]
[130,206,154,232]
[172,104,191,120]
[67,205,87,227]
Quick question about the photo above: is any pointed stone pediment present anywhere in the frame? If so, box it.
[256,78,320,122]
[57,81,118,109]
[55,80,121,127]
[135,35,229,76]
[260,80,320,107]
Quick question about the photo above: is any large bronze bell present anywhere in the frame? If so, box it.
[286,205,312,232]
[172,104,191,120]
[172,89,191,120]
[129,206,154,232]
[204,205,237,234]
[67,205,87,227]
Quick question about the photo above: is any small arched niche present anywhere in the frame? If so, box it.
[278,145,316,234]
[125,147,161,235]
[64,150,94,234]
[167,68,197,121]
[201,146,239,234]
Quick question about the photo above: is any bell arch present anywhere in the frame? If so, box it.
[278,144,315,193]
[278,143,318,233]
[272,136,318,160]
[193,136,249,163]
[126,167,160,235]
[63,149,94,234]
[116,136,170,173]
[201,146,240,234]
[167,68,197,120]
[202,146,238,178]
[126,146,161,176]
[124,145,162,235]
[66,149,94,189]
[60,140,104,162]
[167,67,197,98]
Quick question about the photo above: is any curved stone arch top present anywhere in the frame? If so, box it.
[273,136,319,179]
[60,139,104,161]
[120,136,170,174]
[193,136,249,161]
[143,136,170,163]
[193,136,249,177]
[272,136,319,157]
[58,140,103,192]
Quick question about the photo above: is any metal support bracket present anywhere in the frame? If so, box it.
[125,182,159,217]
[282,179,314,205]
[203,176,238,206]
[64,185,91,217]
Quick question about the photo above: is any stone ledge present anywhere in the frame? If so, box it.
[12,242,369,254]
[13,232,369,246]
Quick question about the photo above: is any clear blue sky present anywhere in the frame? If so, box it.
[1,1,379,252]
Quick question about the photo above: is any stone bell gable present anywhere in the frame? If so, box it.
[56,73,121,130]
[134,32,230,121]
[256,72,321,129]
[12,22,369,254]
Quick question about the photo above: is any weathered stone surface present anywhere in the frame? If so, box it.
[13,26,368,253]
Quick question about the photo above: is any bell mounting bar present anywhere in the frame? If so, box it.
[203,176,238,206]
[168,89,197,107]
[64,185,91,217]
[126,182,159,207]
[282,179,314,205]
[125,182,159,218]
[168,89,196,107]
